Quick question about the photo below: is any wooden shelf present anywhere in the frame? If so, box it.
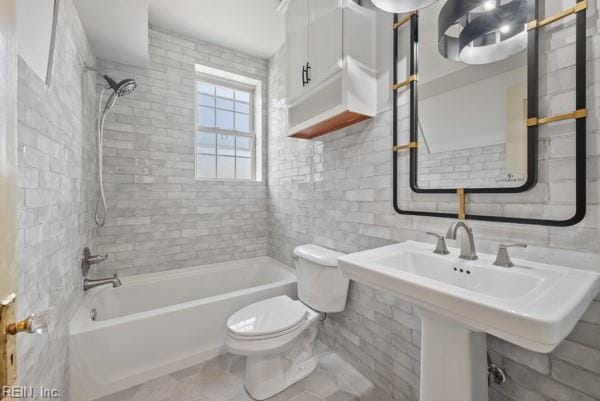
[289,110,371,139]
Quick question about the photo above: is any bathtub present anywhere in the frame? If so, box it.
[69,256,297,401]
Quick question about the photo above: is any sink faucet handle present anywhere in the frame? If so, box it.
[426,232,450,255]
[494,243,527,268]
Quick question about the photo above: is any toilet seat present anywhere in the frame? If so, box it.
[227,296,310,340]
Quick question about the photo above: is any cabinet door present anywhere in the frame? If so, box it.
[286,0,310,104]
[308,0,342,89]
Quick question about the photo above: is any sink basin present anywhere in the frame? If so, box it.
[376,250,553,300]
[338,240,600,401]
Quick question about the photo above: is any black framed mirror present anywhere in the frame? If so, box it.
[392,0,588,226]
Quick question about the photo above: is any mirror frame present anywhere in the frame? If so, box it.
[392,0,587,226]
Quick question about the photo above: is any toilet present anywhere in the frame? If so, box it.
[225,244,349,400]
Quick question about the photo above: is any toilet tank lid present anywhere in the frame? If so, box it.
[293,244,345,267]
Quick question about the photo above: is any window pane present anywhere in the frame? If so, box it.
[235,113,250,133]
[198,94,214,107]
[196,132,216,154]
[216,109,234,130]
[197,154,216,178]
[217,156,235,179]
[198,106,215,127]
[197,82,214,95]
[217,134,235,156]
[216,86,234,99]
[216,98,234,111]
[236,157,252,180]
[235,101,249,113]
[235,90,250,102]
[236,136,252,158]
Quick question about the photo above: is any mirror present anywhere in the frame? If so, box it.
[415,0,529,189]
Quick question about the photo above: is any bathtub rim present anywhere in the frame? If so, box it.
[70,256,297,334]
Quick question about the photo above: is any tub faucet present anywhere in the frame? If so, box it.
[84,274,121,292]
[446,221,478,261]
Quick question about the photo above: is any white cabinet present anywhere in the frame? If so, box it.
[285,0,310,103]
[308,0,342,91]
[285,0,376,139]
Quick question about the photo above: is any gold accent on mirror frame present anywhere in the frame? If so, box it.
[527,108,588,127]
[393,12,417,30]
[527,1,588,30]
[1,294,17,395]
[457,188,466,220]
[393,142,418,152]
[393,75,417,90]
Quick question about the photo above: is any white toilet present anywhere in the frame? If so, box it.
[225,244,349,400]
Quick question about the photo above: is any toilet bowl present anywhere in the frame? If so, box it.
[225,244,349,400]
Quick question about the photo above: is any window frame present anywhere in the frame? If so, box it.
[194,74,257,181]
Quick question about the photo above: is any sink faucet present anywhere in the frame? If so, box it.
[446,221,478,261]
[84,274,122,292]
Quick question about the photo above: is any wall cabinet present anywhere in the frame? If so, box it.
[285,0,376,139]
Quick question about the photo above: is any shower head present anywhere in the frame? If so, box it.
[103,75,137,97]
[100,75,137,115]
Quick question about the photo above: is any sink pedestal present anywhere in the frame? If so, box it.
[419,309,488,401]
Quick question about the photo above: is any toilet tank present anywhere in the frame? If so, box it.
[293,244,349,313]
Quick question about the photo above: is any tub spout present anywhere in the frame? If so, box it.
[84,274,121,292]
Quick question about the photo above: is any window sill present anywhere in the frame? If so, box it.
[194,177,263,183]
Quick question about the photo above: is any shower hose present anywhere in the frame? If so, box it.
[95,88,109,227]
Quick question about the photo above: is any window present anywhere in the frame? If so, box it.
[195,79,255,180]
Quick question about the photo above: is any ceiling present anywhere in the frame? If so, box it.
[148,0,285,59]
[75,0,149,67]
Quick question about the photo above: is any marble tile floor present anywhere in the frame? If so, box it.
[95,341,392,401]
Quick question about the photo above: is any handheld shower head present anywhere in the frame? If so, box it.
[101,75,137,115]
[103,75,137,97]
[86,68,138,227]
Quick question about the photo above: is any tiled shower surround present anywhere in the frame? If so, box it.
[94,26,269,276]
[16,0,97,396]
[267,5,600,401]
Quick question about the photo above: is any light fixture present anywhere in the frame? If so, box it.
[438,0,528,65]
[483,1,496,11]
[499,24,511,33]
[370,0,440,13]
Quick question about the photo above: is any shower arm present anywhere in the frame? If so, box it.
[83,63,102,74]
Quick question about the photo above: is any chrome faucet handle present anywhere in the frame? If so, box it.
[493,243,527,268]
[87,253,108,264]
[82,247,109,277]
[426,232,450,255]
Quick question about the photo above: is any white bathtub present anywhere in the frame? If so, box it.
[69,256,297,401]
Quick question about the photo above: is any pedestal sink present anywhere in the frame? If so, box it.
[338,241,600,401]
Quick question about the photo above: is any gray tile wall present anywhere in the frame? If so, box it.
[267,4,600,401]
[16,0,97,397]
[94,26,270,276]
[417,144,520,189]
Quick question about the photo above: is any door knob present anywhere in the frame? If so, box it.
[6,311,48,335]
